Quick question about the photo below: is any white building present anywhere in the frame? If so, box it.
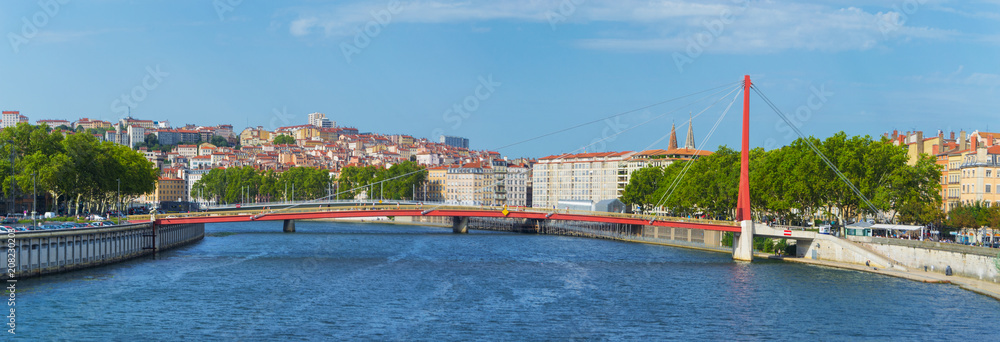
[185,168,212,203]
[531,151,636,209]
[506,163,531,207]
[308,112,335,128]
[1,111,21,128]
[127,125,146,148]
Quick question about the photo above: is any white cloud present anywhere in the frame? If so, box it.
[285,0,957,53]
[907,65,1000,88]
[290,17,318,36]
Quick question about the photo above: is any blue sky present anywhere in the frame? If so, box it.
[1,0,998,158]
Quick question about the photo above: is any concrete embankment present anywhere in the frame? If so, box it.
[775,256,1000,301]
[848,236,1000,283]
[4,222,204,280]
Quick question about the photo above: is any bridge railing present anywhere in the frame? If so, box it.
[133,204,738,227]
[201,199,425,210]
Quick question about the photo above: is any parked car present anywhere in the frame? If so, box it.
[102,221,116,226]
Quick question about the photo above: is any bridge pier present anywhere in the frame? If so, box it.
[283,219,296,233]
[452,217,469,234]
[732,220,754,261]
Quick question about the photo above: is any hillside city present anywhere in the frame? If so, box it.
[9,108,1000,217]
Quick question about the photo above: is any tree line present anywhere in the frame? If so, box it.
[0,124,159,215]
[191,161,427,204]
[945,202,1000,231]
[335,161,426,200]
[621,132,942,226]
[192,166,331,204]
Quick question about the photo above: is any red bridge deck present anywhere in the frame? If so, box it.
[146,206,740,233]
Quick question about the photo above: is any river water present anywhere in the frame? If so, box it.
[14,221,1000,340]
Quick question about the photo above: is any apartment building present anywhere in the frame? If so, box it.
[506,163,531,207]
[532,151,636,209]
[150,177,186,203]
[240,126,273,146]
[958,132,1000,207]
[446,161,495,205]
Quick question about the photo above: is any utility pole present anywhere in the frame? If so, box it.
[32,172,37,228]
[116,178,121,225]
[6,140,14,217]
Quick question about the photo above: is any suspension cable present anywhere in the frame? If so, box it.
[650,86,743,215]
[492,81,741,151]
[548,83,742,159]
[751,84,884,221]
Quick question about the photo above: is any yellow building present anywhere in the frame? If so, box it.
[958,143,1000,207]
[274,125,319,141]
[240,127,273,146]
[945,152,965,210]
[424,167,448,202]
[151,177,186,203]
[74,118,112,130]
[318,127,339,142]
[902,131,945,166]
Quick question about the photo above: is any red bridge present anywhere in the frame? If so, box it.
[139,204,740,234]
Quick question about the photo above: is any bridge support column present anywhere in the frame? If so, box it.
[452,217,469,234]
[732,220,754,261]
[283,219,296,233]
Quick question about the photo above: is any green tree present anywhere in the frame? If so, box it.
[210,135,230,147]
[0,124,156,215]
[273,135,295,145]
[144,133,159,147]
[621,166,664,214]
[617,131,943,226]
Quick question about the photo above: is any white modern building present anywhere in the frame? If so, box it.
[308,112,335,128]
[531,151,636,209]
[1,111,22,128]
[127,125,146,148]
[506,163,531,207]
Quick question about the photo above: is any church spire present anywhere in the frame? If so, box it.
[684,112,695,149]
[668,121,678,150]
